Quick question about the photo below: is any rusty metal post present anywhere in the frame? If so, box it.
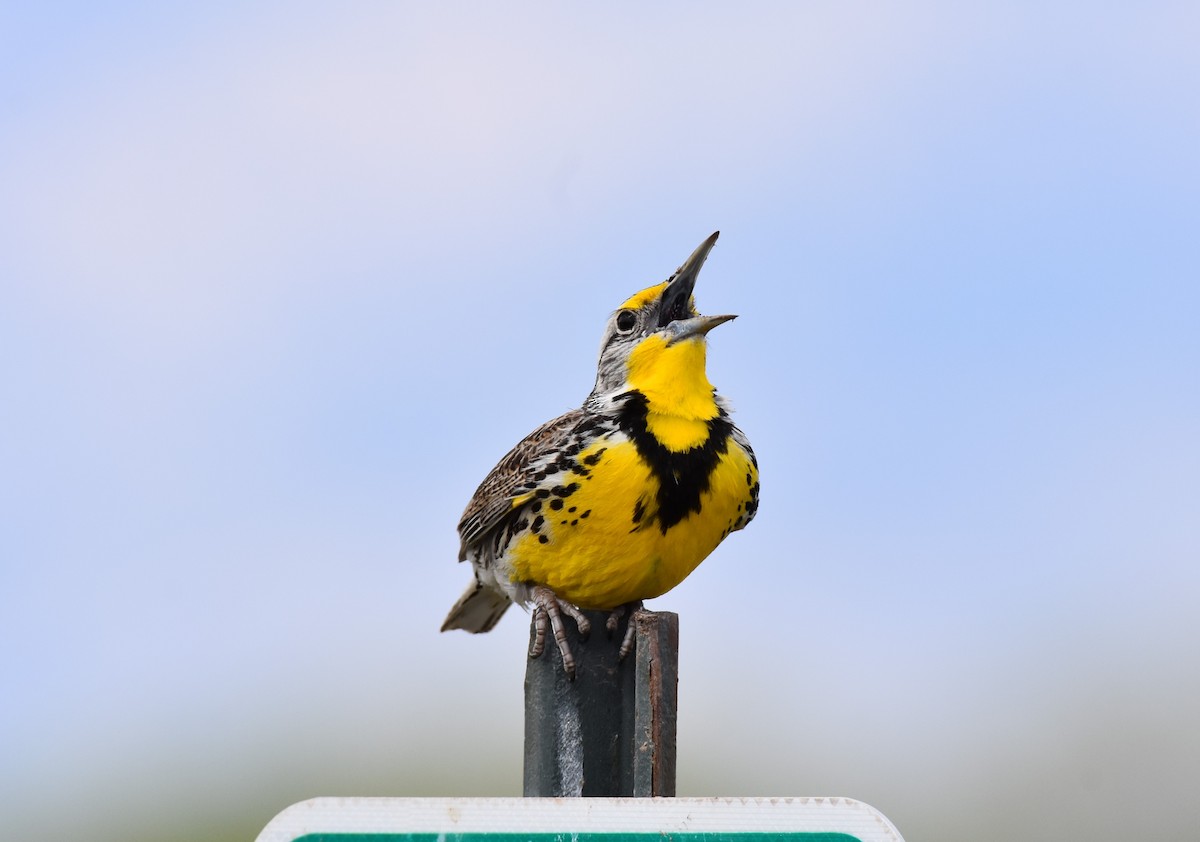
[523,610,679,797]
[627,610,678,796]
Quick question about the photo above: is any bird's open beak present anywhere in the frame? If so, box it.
[658,231,721,327]
[665,313,737,345]
[659,231,736,342]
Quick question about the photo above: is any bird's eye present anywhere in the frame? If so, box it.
[615,310,637,334]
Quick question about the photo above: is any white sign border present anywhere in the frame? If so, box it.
[257,796,904,842]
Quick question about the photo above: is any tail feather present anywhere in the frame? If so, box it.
[441,581,512,633]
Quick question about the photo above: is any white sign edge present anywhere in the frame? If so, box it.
[256,796,904,842]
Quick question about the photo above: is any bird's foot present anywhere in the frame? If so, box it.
[529,585,590,680]
[605,600,644,660]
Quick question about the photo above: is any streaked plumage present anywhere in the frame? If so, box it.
[442,232,758,677]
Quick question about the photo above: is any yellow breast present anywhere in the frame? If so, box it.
[507,435,758,610]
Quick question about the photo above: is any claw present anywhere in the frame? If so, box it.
[605,607,623,636]
[619,619,637,661]
[604,600,643,661]
[529,586,587,680]
[559,601,591,640]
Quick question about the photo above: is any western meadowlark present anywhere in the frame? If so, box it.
[441,231,758,678]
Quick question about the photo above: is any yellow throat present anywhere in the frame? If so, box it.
[625,334,718,453]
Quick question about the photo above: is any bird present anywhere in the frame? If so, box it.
[441,231,759,678]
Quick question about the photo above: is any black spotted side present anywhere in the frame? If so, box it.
[458,408,621,562]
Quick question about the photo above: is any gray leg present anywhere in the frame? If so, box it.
[529,585,586,680]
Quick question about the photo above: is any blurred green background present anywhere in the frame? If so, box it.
[2,3,1197,841]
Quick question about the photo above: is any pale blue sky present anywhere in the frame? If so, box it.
[2,4,1198,841]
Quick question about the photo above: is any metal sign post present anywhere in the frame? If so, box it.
[523,609,678,797]
[255,614,907,841]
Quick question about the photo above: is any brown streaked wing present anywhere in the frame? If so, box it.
[457,408,587,557]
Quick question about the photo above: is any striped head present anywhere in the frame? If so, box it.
[589,231,736,413]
